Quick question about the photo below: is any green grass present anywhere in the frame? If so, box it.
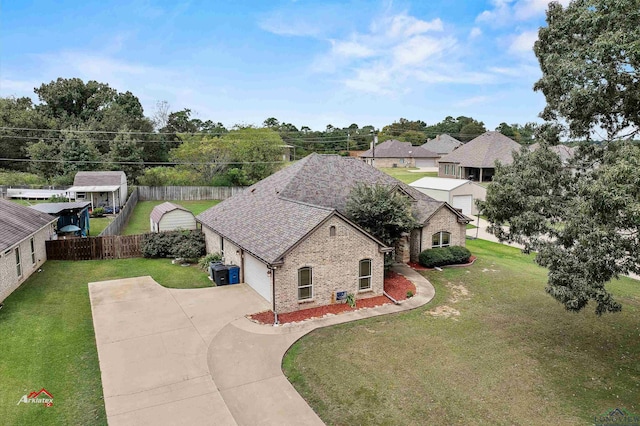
[89,217,112,236]
[283,239,640,425]
[379,168,438,184]
[122,200,221,235]
[8,199,51,206]
[0,258,212,425]
[466,223,477,229]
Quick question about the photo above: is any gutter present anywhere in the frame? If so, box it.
[384,290,401,305]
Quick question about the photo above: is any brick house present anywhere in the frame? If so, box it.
[359,139,440,168]
[197,154,469,314]
[0,199,56,303]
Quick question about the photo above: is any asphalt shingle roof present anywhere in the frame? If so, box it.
[197,154,456,264]
[150,202,191,223]
[360,139,438,159]
[438,131,522,168]
[421,134,463,155]
[0,199,56,252]
[73,171,125,186]
[529,143,576,164]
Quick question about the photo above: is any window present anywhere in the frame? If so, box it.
[358,259,372,291]
[432,231,451,248]
[329,226,336,237]
[76,192,86,199]
[15,247,21,277]
[298,267,313,300]
[30,238,36,264]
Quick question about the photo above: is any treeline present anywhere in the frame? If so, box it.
[0,77,539,186]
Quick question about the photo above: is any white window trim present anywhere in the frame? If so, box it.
[15,247,22,277]
[298,267,313,301]
[432,231,451,248]
[30,237,36,265]
[358,259,372,291]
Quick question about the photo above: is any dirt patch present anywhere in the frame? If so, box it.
[448,283,470,303]
[427,282,470,319]
[427,305,460,319]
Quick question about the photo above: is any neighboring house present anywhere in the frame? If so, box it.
[529,143,576,167]
[0,199,56,303]
[409,177,486,216]
[150,202,197,233]
[67,171,128,212]
[197,153,469,314]
[6,188,68,200]
[31,202,92,237]
[359,139,440,168]
[438,131,522,182]
[421,134,463,156]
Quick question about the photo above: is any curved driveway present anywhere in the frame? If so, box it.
[89,265,434,425]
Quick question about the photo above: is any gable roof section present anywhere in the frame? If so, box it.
[410,177,472,191]
[438,131,521,168]
[360,139,438,159]
[421,134,463,155]
[73,171,126,186]
[197,154,462,264]
[150,202,192,223]
[0,199,56,252]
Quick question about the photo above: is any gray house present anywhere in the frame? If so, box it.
[422,134,463,156]
[197,154,469,314]
[359,140,440,168]
[67,171,128,212]
[0,199,56,302]
[438,131,521,182]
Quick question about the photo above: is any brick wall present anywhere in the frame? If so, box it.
[416,207,466,262]
[0,224,52,302]
[370,158,416,168]
[274,216,384,314]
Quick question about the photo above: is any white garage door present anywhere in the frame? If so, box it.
[244,254,272,303]
[452,195,473,216]
[415,159,436,168]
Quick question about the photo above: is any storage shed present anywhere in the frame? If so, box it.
[150,202,197,232]
[409,177,486,216]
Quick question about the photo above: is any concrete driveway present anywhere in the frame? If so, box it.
[89,265,435,425]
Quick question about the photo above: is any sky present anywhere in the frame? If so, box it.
[0,0,570,131]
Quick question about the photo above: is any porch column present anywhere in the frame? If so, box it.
[479,168,484,182]
[90,193,94,210]
[112,191,116,213]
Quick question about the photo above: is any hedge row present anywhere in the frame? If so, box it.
[418,246,472,268]
[141,230,205,260]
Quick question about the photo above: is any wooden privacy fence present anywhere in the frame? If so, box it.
[99,188,139,236]
[46,235,143,260]
[137,186,245,201]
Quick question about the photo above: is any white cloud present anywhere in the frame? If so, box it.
[476,0,571,23]
[513,0,571,20]
[0,78,40,96]
[331,40,375,58]
[258,14,323,37]
[469,27,482,38]
[454,95,491,107]
[392,36,456,66]
[508,30,538,54]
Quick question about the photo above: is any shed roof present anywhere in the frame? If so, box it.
[67,185,120,193]
[410,177,473,191]
[421,134,463,155]
[150,202,192,223]
[30,202,91,215]
[360,139,439,159]
[0,199,56,252]
[438,131,522,167]
[73,171,125,186]
[198,154,467,264]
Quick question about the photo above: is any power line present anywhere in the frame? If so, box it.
[0,158,287,166]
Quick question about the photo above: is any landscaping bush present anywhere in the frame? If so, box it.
[198,252,222,270]
[418,246,471,268]
[49,194,70,203]
[91,207,105,218]
[141,230,205,260]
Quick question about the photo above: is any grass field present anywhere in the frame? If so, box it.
[89,217,112,235]
[379,168,438,184]
[0,257,212,426]
[283,239,640,425]
[121,200,221,235]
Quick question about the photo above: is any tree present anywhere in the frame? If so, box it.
[169,134,230,182]
[397,130,427,145]
[345,184,418,247]
[108,130,144,182]
[58,130,102,177]
[225,128,284,184]
[533,0,640,139]
[27,140,61,181]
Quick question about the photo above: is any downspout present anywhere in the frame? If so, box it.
[384,290,401,305]
[271,267,278,325]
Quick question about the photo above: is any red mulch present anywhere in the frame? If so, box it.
[408,256,477,271]
[248,271,417,325]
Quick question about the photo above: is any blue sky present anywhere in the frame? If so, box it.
[0,0,569,131]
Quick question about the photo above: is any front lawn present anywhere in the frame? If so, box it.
[283,239,640,425]
[122,200,221,235]
[0,258,212,425]
[380,168,437,184]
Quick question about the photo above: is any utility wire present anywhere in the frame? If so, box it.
[0,158,287,165]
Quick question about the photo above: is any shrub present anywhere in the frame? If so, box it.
[91,207,105,218]
[198,252,223,270]
[48,194,70,203]
[406,290,414,298]
[142,230,205,260]
[418,246,471,268]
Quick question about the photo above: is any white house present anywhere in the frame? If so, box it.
[0,199,56,303]
[150,202,197,233]
[409,177,486,216]
[67,171,128,212]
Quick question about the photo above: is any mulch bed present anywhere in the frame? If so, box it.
[248,271,417,325]
[408,256,477,271]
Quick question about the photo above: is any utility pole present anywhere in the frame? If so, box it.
[372,131,378,167]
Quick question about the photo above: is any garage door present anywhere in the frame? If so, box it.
[244,254,272,303]
[452,195,473,216]
[415,159,436,168]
